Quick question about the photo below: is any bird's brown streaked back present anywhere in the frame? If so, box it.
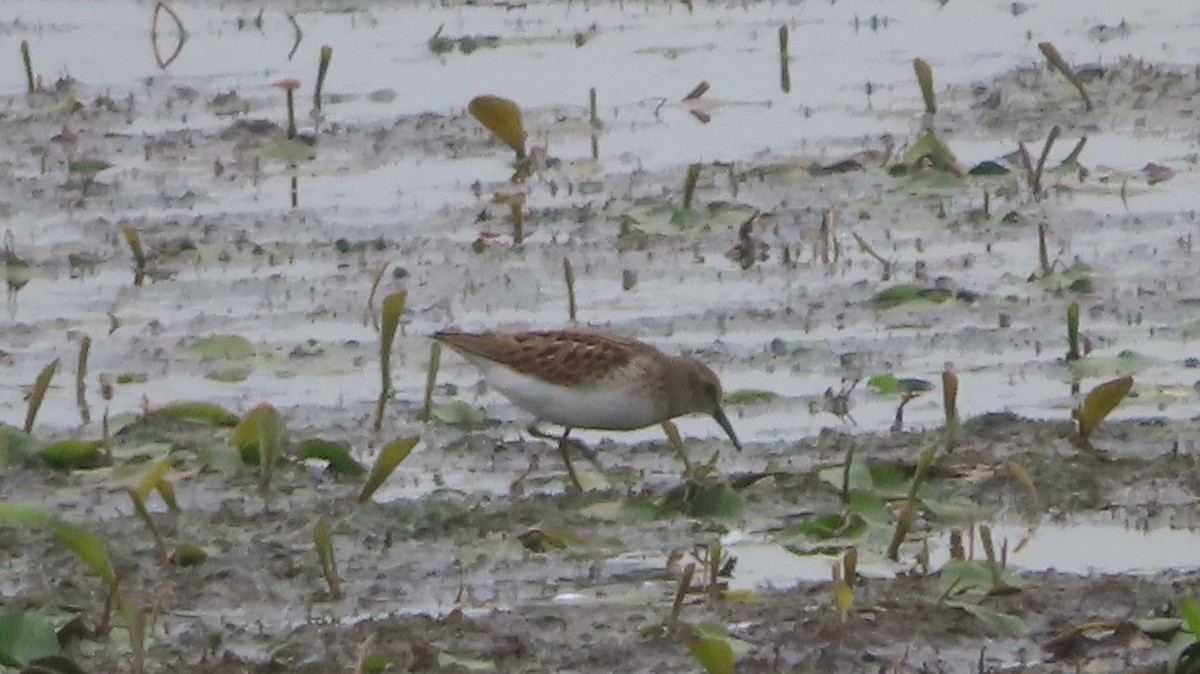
[433,330,655,388]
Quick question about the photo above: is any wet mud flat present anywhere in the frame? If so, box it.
[3,0,1200,672]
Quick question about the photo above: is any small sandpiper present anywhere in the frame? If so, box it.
[434,329,742,489]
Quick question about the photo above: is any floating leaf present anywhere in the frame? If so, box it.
[297,439,366,475]
[37,440,104,471]
[0,612,61,667]
[151,401,240,426]
[945,600,1029,635]
[428,401,487,428]
[468,95,526,157]
[188,335,256,360]
[205,366,252,383]
[1072,376,1133,444]
[870,284,951,309]
[358,436,419,503]
[67,159,113,175]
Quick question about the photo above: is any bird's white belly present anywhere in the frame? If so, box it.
[481,365,662,431]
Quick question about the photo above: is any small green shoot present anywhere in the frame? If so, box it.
[314,45,333,110]
[121,226,146,286]
[942,369,958,446]
[23,358,59,433]
[1072,376,1133,446]
[126,487,167,563]
[133,457,179,511]
[1066,301,1081,361]
[683,626,735,674]
[358,436,419,503]
[313,517,341,598]
[20,40,34,94]
[374,290,407,431]
[913,58,936,115]
[666,562,695,634]
[1038,42,1092,111]
[886,446,937,561]
[563,257,577,323]
[778,25,790,94]
[76,335,90,425]
[188,334,255,360]
[832,559,852,622]
[365,260,389,332]
[422,341,441,422]
[231,403,286,489]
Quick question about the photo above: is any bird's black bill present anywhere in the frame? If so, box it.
[712,407,743,452]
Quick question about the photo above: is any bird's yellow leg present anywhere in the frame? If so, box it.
[661,420,694,473]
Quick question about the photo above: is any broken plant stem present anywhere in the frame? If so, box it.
[563,257,577,323]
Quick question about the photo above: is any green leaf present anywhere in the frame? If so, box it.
[429,401,487,427]
[903,130,960,173]
[47,521,116,585]
[360,654,393,674]
[0,503,55,527]
[37,440,104,471]
[298,439,366,475]
[188,335,256,360]
[67,159,112,174]
[151,401,240,426]
[358,436,419,503]
[0,612,61,666]
[1181,598,1200,635]
[0,425,37,468]
[686,632,735,674]
[1073,376,1134,443]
